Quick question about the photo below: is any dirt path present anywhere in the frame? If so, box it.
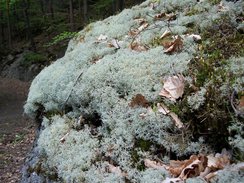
[0,77,36,183]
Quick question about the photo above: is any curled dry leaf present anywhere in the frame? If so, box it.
[134,18,147,26]
[129,42,149,52]
[108,163,127,177]
[179,155,207,180]
[97,34,108,41]
[169,111,184,129]
[187,34,201,42]
[60,132,70,143]
[154,12,176,21]
[149,2,158,10]
[144,159,165,169]
[165,13,177,21]
[168,155,200,177]
[108,39,120,49]
[128,29,139,36]
[129,94,149,108]
[207,149,230,169]
[128,22,149,37]
[164,35,183,54]
[139,107,154,119]
[157,103,184,129]
[217,2,229,12]
[157,103,170,115]
[159,74,185,101]
[138,22,149,32]
[78,35,85,42]
[237,95,244,112]
[160,30,171,39]
[154,12,166,20]
[162,177,183,183]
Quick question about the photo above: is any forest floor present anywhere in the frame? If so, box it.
[0,77,36,183]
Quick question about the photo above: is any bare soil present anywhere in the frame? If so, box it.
[0,77,36,183]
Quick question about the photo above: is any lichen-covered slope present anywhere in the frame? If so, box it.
[23,0,244,182]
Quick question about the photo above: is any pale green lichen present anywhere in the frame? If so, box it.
[187,87,207,111]
[24,0,244,182]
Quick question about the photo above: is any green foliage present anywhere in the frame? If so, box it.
[92,0,114,13]
[45,31,78,47]
[20,52,47,67]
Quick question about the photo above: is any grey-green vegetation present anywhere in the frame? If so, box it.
[24,0,244,182]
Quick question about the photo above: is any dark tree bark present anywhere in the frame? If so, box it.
[118,0,124,11]
[39,0,45,15]
[48,0,54,19]
[69,0,75,31]
[0,7,4,44]
[112,0,116,14]
[6,0,12,47]
[78,0,82,22]
[82,0,88,25]
[23,0,36,51]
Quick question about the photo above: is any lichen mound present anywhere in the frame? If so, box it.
[23,0,244,182]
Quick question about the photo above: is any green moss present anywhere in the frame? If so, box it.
[177,15,244,149]
[185,8,201,16]
[44,110,63,119]
[209,0,221,5]
[135,139,152,151]
[20,52,47,67]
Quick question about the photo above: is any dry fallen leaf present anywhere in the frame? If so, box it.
[207,149,230,170]
[108,163,127,176]
[168,155,199,177]
[179,155,207,180]
[162,177,183,183]
[97,34,108,41]
[108,39,120,49]
[129,42,149,52]
[60,132,70,143]
[217,2,229,12]
[139,107,154,118]
[157,103,184,129]
[160,30,172,39]
[129,94,149,108]
[134,18,147,26]
[154,12,166,20]
[128,29,139,36]
[159,74,185,101]
[237,95,244,111]
[149,2,158,10]
[138,22,149,32]
[187,34,201,42]
[168,111,184,129]
[157,103,170,115]
[165,13,177,21]
[144,159,165,169]
[164,35,183,54]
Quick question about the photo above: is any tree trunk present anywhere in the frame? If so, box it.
[82,0,88,25]
[23,0,36,51]
[78,0,82,23]
[49,0,54,19]
[0,7,4,44]
[69,0,75,31]
[118,0,124,11]
[112,0,116,14]
[39,0,45,15]
[6,0,12,47]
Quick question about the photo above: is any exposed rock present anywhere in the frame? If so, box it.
[0,51,45,82]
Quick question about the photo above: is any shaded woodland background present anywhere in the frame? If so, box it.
[0,0,144,63]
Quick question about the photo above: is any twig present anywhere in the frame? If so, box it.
[63,70,84,110]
